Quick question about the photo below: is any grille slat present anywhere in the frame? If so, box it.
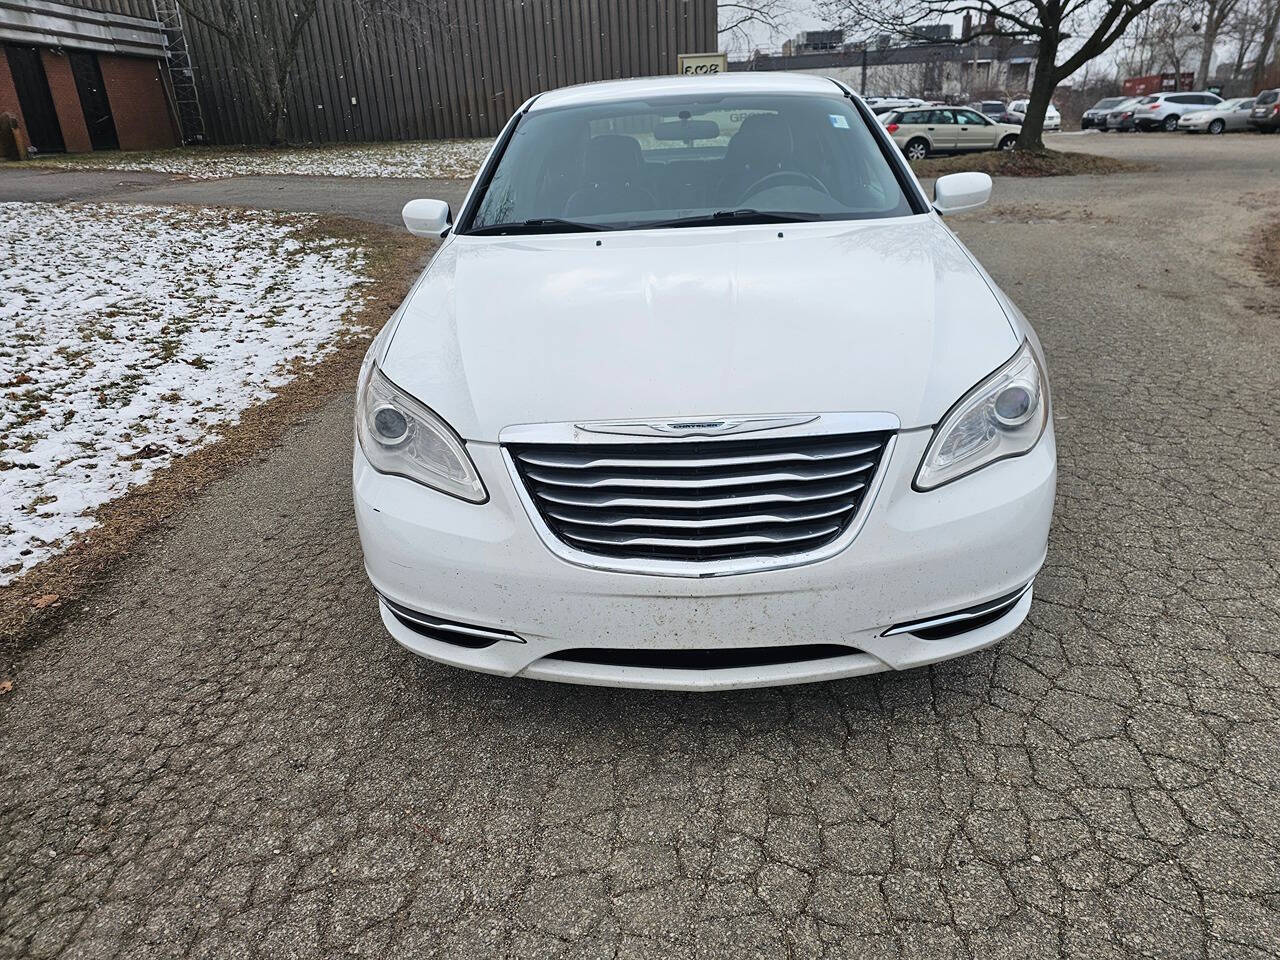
[561,521,842,551]
[522,458,876,490]
[509,430,892,566]
[543,500,852,530]
[517,440,883,471]
[532,477,869,511]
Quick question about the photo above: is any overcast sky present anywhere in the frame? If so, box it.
[720,2,1180,84]
[722,2,829,56]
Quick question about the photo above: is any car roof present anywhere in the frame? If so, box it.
[528,72,843,111]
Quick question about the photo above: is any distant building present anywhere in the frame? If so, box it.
[793,30,845,53]
[906,25,954,44]
[0,0,179,155]
[735,38,1038,102]
[1123,72,1195,96]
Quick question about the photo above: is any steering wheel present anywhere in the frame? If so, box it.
[739,170,830,202]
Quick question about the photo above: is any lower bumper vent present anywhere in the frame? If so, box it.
[381,597,524,649]
[546,644,861,671]
[882,583,1032,641]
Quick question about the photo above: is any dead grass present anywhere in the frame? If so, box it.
[0,214,430,652]
[1254,219,1280,289]
[912,148,1150,178]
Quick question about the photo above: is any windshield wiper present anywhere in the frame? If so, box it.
[641,209,824,230]
[467,218,609,236]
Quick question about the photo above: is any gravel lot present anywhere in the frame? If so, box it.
[1,133,1277,959]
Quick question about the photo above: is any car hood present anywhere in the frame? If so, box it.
[380,217,1022,441]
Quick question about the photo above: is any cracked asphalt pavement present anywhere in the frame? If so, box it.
[2,134,1278,958]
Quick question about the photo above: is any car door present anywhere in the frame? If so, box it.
[1230,99,1255,130]
[954,109,997,150]
[926,109,958,151]
[1167,94,1197,119]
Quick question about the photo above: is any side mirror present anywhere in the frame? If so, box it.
[402,198,451,237]
[933,172,992,215]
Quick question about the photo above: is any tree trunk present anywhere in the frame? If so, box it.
[1017,38,1059,150]
[1253,0,1280,90]
[1195,6,1219,89]
[265,73,288,146]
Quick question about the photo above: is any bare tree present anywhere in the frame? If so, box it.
[818,0,1166,149]
[1194,0,1242,87]
[1223,0,1264,86]
[1250,0,1280,87]
[180,0,450,145]
[1127,1,1207,80]
[719,0,796,55]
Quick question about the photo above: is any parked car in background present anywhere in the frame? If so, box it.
[1177,97,1256,133]
[360,73,1055,690]
[1132,91,1223,130]
[867,96,926,115]
[1006,99,1061,130]
[1106,98,1144,131]
[1249,89,1280,131]
[883,106,1021,159]
[970,100,1026,124]
[1081,97,1127,128]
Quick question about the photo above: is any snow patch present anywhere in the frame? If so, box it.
[0,202,370,585]
[38,138,495,180]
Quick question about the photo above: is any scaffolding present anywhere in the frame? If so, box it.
[152,0,206,144]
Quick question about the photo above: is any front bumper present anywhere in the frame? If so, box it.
[355,425,1056,691]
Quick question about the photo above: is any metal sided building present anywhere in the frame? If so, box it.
[0,0,179,153]
[182,0,719,145]
[1,0,719,150]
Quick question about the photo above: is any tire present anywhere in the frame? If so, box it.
[1208,119,1225,135]
[1163,115,1180,132]
[999,135,1017,151]
[904,138,929,161]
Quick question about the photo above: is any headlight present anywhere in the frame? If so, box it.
[355,359,487,502]
[914,341,1048,491]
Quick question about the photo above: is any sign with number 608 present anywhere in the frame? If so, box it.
[678,53,728,75]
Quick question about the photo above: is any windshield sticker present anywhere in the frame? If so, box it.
[829,114,850,129]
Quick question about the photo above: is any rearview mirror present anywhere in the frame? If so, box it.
[933,172,992,215]
[654,119,720,141]
[403,198,451,237]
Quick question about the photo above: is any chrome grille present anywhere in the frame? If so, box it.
[507,431,892,566]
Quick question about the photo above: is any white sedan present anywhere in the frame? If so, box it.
[1007,99,1061,130]
[354,73,1056,691]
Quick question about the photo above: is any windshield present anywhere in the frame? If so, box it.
[1093,98,1123,110]
[465,92,917,234]
[1258,90,1279,104]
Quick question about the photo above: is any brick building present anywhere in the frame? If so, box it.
[0,0,177,154]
